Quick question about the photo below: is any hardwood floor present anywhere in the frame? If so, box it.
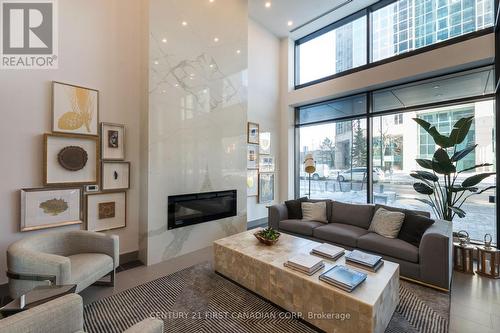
[82,247,500,332]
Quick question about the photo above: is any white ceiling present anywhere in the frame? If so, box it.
[249,0,379,39]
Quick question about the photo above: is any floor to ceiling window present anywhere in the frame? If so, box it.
[295,66,496,243]
[295,0,494,87]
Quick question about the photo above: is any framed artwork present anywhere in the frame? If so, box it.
[52,82,99,136]
[20,188,82,232]
[102,161,130,191]
[247,145,259,169]
[247,122,259,144]
[101,123,125,160]
[86,191,126,232]
[259,155,275,173]
[44,133,99,186]
[247,169,258,197]
[259,132,271,155]
[259,173,275,204]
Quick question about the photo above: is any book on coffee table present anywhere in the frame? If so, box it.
[319,265,367,292]
[345,250,383,272]
[310,243,345,260]
[284,254,324,275]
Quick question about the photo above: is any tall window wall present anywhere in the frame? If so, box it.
[296,67,496,243]
[296,0,494,86]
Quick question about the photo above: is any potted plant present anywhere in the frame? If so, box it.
[411,116,495,222]
[254,227,281,245]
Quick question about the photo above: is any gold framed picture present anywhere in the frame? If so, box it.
[247,169,258,197]
[101,122,125,160]
[20,187,83,232]
[44,133,100,186]
[258,173,275,204]
[86,191,126,232]
[247,122,259,144]
[102,161,130,191]
[52,81,99,136]
[259,132,271,155]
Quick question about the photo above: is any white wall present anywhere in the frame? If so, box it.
[144,0,248,265]
[247,20,280,221]
[0,0,147,284]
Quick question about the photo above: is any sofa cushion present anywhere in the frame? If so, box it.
[369,208,405,238]
[357,233,419,263]
[285,197,308,219]
[313,224,369,247]
[279,219,324,236]
[301,202,328,223]
[398,213,435,247]
[331,201,375,229]
[68,253,114,292]
[375,204,430,218]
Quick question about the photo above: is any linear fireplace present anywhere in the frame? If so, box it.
[167,190,237,230]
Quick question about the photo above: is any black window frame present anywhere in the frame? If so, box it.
[294,0,495,89]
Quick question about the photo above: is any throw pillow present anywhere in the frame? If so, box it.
[285,197,308,219]
[301,201,328,223]
[369,208,405,238]
[398,213,435,247]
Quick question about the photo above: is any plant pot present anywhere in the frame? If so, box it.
[254,231,280,246]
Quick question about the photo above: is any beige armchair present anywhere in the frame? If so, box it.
[7,231,119,299]
[0,294,164,333]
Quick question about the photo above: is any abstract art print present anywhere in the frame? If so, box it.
[44,133,99,186]
[259,132,271,155]
[20,188,82,232]
[247,145,259,169]
[86,192,126,232]
[259,155,275,173]
[247,169,258,197]
[258,173,275,203]
[101,123,125,160]
[52,82,99,136]
[102,161,130,191]
[247,122,259,144]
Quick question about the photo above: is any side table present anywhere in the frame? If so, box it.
[476,246,500,279]
[0,284,76,317]
[453,242,474,274]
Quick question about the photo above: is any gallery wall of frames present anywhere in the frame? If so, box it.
[247,122,275,204]
[20,81,131,233]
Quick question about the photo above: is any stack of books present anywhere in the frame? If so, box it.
[345,250,384,272]
[310,243,345,260]
[319,265,367,292]
[284,254,324,275]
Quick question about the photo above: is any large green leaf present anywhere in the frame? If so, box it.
[413,182,434,195]
[432,148,456,174]
[458,163,493,173]
[416,159,434,170]
[450,206,466,218]
[451,144,477,162]
[414,198,435,207]
[476,185,496,194]
[449,116,473,145]
[450,186,478,193]
[410,171,439,182]
[461,172,496,187]
[413,118,453,148]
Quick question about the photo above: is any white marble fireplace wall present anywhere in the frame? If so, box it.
[146,0,248,265]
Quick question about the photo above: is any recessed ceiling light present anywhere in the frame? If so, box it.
[153,60,159,65]
[213,37,219,42]
[265,2,271,8]
[161,38,167,43]
[182,21,187,26]
[236,49,241,54]
[287,20,293,26]
[209,0,215,2]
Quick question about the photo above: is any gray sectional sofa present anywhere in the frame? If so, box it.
[268,200,453,290]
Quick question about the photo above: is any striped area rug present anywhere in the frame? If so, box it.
[84,262,449,333]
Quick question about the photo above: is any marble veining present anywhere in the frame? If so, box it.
[145,0,248,265]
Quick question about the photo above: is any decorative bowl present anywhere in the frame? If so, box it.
[254,229,280,246]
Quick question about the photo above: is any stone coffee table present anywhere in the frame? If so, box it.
[214,229,399,333]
